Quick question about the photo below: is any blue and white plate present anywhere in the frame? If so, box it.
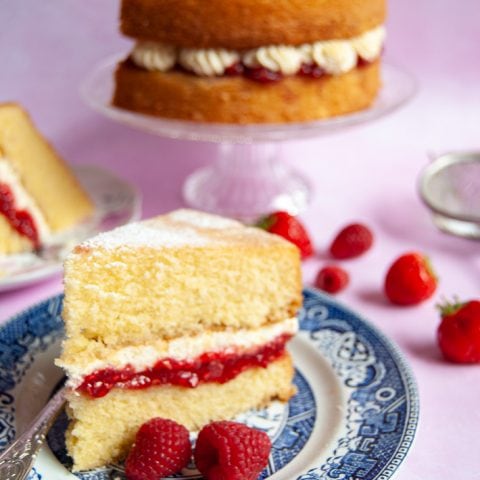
[0,289,419,480]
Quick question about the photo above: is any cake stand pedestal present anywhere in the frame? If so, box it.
[82,57,416,220]
[183,143,311,219]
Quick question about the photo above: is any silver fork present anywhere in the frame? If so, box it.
[0,385,67,479]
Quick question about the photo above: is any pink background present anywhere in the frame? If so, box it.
[1,1,480,478]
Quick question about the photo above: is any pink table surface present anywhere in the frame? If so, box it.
[1,1,480,478]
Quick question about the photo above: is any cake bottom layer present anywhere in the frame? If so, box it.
[66,354,295,471]
[113,60,381,124]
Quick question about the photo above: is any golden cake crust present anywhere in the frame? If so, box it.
[120,0,386,49]
[113,60,381,124]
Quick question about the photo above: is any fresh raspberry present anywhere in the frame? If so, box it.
[329,223,374,259]
[256,211,313,259]
[125,418,191,480]
[194,421,271,480]
[384,252,437,305]
[437,300,480,363]
[315,265,349,294]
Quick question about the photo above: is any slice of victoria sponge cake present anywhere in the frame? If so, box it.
[0,103,94,254]
[57,209,301,471]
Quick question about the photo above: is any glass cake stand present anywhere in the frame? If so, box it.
[81,55,416,220]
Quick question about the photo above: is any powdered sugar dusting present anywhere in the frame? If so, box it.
[81,217,210,249]
[76,209,285,251]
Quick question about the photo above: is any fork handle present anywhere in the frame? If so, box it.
[0,385,66,480]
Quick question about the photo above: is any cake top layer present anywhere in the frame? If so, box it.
[76,209,289,251]
[120,0,386,50]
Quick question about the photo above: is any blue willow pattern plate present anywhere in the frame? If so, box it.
[0,289,419,480]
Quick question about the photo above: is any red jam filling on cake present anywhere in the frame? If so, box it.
[132,56,374,84]
[77,333,292,398]
[298,63,326,79]
[225,62,285,83]
[0,183,40,249]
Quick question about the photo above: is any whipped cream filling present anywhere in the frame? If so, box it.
[61,317,298,388]
[0,159,50,243]
[243,45,306,76]
[131,41,176,72]
[179,48,240,76]
[307,40,358,76]
[130,25,385,77]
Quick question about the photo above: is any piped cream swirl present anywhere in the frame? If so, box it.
[243,46,306,75]
[178,48,240,76]
[130,25,386,77]
[307,40,358,75]
[131,41,176,72]
[352,26,386,62]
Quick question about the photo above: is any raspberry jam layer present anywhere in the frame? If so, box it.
[77,333,292,398]
[0,183,40,249]
[130,57,374,84]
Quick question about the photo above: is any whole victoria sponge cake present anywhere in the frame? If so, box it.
[113,0,387,123]
[57,209,301,471]
[0,103,94,254]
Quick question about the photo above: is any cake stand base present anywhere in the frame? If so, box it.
[182,143,311,221]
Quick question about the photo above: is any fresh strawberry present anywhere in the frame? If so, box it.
[315,265,349,294]
[256,211,313,259]
[329,223,374,259]
[384,252,437,305]
[194,421,271,480]
[125,418,191,480]
[437,300,480,363]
